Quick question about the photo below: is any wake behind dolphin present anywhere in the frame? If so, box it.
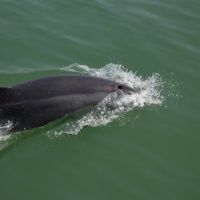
[0,74,136,132]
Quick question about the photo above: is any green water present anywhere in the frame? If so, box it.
[0,0,200,199]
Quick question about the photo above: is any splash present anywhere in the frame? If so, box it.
[0,121,13,141]
[47,63,165,136]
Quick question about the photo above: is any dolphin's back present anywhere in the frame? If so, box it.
[10,75,116,102]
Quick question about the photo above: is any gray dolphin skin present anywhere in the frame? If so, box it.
[0,75,136,132]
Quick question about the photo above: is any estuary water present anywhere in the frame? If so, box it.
[0,0,200,200]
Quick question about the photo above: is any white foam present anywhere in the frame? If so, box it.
[0,121,13,141]
[49,63,165,136]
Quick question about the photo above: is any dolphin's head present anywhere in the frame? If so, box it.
[89,76,136,95]
[115,83,136,94]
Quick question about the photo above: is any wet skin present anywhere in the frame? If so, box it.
[0,75,136,131]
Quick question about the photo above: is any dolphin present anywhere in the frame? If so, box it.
[0,75,136,132]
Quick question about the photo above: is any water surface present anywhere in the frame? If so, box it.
[0,0,200,199]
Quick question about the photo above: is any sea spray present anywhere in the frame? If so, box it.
[48,63,165,136]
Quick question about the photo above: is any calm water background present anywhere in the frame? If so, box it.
[0,0,200,199]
